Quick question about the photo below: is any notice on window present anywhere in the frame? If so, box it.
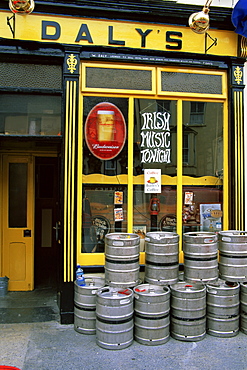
[144,169,161,193]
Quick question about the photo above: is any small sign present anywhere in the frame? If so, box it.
[114,191,123,205]
[184,191,193,205]
[114,208,124,221]
[144,169,161,193]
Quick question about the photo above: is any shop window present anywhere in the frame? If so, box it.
[133,185,177,251]
[182,101,223,177]
[182,186,223,233]
[0,94,62,136]
[82,185,127,253]
[86,67,152,90]
[0,63,62,90]
[134,98,177,176]
[160,70,223,95]
[83,96,128,176]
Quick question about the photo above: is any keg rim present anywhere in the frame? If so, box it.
[170,281,206,293]
[134,283,170,296]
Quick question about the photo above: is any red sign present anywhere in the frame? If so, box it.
[85,102,126,160]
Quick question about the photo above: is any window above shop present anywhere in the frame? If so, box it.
[0,94,62,136]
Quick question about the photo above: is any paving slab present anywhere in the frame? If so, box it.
[1,322,247,370]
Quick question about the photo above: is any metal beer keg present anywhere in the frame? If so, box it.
[206,279,240,337]
[170,281,206,341]
[144,232,179,285]
[96,286,134,350]
[218,231,247,282]
[240,282,247,334]
[74,275,105,334]
[105,233,140,288]
[183,232,218,282]
[134,283,170,346]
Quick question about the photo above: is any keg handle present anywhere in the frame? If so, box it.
[118,289,131,295]
[207,288,218,295]
[99,287,110,294]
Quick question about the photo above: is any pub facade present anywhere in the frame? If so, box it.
[0,0,245,323]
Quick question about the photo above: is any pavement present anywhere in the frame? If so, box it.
[1,320,247,370]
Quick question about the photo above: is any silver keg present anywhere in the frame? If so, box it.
[170,281,206,341]
[105,233,140,288]
[134,283,170,346]
[240,282,247,334]
[144,232,179,285]
[183,232,218,282]
[218,230,247,282]
[96,286,134,350]
[74,275,105,334]
[206,279,240,337]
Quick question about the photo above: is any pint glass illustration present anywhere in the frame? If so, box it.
[97,110,115,142]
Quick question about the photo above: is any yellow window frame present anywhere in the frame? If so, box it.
[81,62,156,95]
[77,62,228,267]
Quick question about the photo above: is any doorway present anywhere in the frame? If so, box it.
[35,157,60,289]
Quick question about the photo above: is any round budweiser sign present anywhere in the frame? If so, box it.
[85,102,126,160]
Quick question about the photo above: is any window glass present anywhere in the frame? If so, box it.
[83,96,128,175]
[9,163,27,228]
[182,186,223,233]
[133,185,177,251]
[82,185,127,253]
[134,99,177,176]
[182,101,223,177]
[0,95,61,136]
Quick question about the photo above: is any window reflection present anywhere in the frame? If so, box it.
[182,101,223,177]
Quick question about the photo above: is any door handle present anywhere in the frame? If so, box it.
[53,221,61,243]
[23,229,31,237]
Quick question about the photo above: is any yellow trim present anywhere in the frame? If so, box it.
[233,90,244,230]
[81,62,156,95]
[77,85,83,264]
[128,97,134,233]
[63,81,69,281]
[82,174,128,184]
[70,81,77,280]
[223,99,229,230]
[67,82,72,282]
[176,99,183,255]
[157,67,227,99]
[82,173,222,186]
[64,80,77,281]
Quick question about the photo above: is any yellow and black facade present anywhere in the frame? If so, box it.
[0,0,245,323]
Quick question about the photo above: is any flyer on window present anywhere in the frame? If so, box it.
[114,191,123,205]
[144,169,161,193]
[114,208,124,221]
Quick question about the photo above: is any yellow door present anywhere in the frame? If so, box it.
[2,155,34,291]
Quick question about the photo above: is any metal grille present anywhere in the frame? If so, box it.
[161,72,222,95]
[0,63,62,89]
[86,67,152,91]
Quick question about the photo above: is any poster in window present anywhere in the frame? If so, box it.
[200,203,222,232]
[85,102,126,160]
[114,208,124,221]
[114,191,123,205]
